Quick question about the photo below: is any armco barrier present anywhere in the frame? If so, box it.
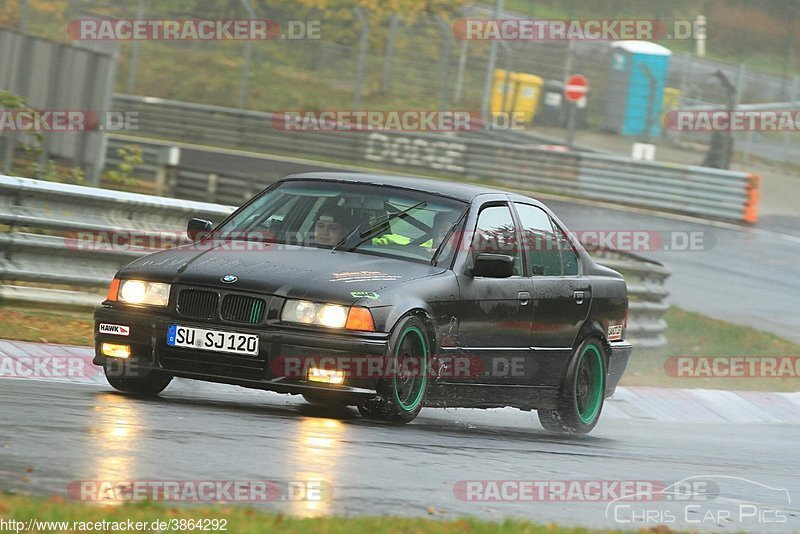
[0,175,670,347]
[111,94,760,223]
[589,249,671,349]
[0,174,233,288]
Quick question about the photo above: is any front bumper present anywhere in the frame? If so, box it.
[605,340,632,396]
[93,305,389,401]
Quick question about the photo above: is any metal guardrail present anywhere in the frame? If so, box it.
[0,174,233,290]
[590,250,671,349]
[111,94,761,224]
[0,174,670,347]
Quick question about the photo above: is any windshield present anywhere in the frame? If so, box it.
[213,179,467,265]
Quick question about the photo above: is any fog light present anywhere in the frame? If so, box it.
[307,367,344,385]
[101,343,130,359]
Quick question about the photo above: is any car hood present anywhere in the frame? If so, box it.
[118,243,445,304]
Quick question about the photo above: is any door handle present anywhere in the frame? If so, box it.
[574,290,585,305]
[518,291,530,306]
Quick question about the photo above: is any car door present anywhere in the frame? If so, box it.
[451,202,533,384]
[513,203,591,386]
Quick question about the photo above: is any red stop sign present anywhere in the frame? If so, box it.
[565,74,588,102]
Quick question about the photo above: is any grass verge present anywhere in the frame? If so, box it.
[621,307,800,392]
[0,493,668,534]
[0,304,94,346]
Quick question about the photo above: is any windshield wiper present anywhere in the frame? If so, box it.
[332,201,428,252]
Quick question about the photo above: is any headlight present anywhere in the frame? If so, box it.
[282,300,374,331]
[117,280,171,307]
[282,300,348,328]
[318,304,348,328]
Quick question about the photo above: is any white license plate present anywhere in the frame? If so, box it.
[167,325,259,356]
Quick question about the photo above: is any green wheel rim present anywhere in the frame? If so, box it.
[393,326,429,412]
[574,343,604,424]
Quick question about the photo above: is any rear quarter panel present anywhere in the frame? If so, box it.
[583,275,628,345]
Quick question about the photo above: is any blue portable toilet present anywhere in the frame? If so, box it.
[603,41,672,137]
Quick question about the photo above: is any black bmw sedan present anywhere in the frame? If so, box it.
[94,172,631,434]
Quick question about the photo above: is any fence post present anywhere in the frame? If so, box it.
[237,0,257,109]
[500,41,513,115]
[38,43,66,173]
[675,51,693,145]
[353,8,369,111]
[207,173,219,202]
[126,0,145,94]
[155,166,167,196]
[730,63,747,165]
[2,33,33,175]
[562,39,574,83]
[156,146,181,197]
[435,15,452,111]
[734,63,747,107]
[167,167,178,197]
[454,39,468,103]
[480,0,504,122]
[782,76,799,164]
[18,0,29,32]
[380,14,399,94]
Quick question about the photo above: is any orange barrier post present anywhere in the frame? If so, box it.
[743,173,760,224]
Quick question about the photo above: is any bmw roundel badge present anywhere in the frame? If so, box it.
[221,274,238,284]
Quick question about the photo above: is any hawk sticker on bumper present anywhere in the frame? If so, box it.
[99,323,130,336]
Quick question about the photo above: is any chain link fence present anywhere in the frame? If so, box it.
[8,0,800,166]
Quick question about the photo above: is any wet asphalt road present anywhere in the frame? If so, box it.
[2,149,799,530]
[1,378,798,532]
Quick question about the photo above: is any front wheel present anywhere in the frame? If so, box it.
[538,338,606,434]
[358,316,430,424]
[104,366,172,396]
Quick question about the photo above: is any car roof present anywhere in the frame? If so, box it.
[280,172,528,203]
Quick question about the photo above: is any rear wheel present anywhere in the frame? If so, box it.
[104,366,172,396]
[358,316,430,424]
[538,338,605,434]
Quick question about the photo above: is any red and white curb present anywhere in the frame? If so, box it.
[2,339,798,424]
[604,386,800,423]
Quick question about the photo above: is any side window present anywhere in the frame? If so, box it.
[471,205,521,276]
[514,203,562,276]
[553,221,580,276]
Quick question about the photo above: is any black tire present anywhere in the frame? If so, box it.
[357,315,430,424]
[538,338,606,434]
[104,366,172,396]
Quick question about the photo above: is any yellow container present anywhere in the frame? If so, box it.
[513,72,544,123]
[491,69,544,125]
[662,87,681,112]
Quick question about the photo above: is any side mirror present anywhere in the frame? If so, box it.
[187,218,212,242]
[471,253,515,278]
